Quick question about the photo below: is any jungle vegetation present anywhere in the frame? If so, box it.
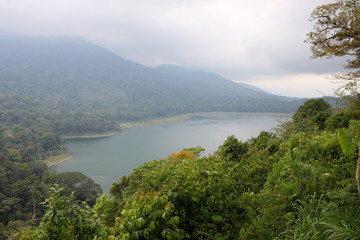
[1,0,360,239]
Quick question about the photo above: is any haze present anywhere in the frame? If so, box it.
[0,0,345,98]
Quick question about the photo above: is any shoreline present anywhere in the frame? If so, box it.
[119,112,291,129]
[44,152,72,167]
[119,114,191,129]
[61,130,121,139]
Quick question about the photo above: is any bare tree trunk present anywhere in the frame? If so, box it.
[357,150,360,199]
[33,198,36,218]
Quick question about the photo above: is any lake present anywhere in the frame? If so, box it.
[50,114,289,192]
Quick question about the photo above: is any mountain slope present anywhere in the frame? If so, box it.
[0,36,303,125]
[154,64,262,98]
[154,65,297,100]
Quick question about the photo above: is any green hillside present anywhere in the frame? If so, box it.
[0,36,303,124]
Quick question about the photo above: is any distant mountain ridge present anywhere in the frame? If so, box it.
[0,36,304,124]
[154,64,296,100]
[236,82,268,94]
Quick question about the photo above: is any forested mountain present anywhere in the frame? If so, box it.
[0,36,303,124]
[154,64,287,98]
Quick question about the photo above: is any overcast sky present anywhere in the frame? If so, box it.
[0,0,347,98]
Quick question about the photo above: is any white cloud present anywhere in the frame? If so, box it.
[0,0,346,97]
[244,74,341,98]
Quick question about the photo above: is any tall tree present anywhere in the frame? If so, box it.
[307,0,360,93]
[48,172,103,206]
[293,98,332,132]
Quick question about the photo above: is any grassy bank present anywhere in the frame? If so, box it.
[44,152,72,167]
[119,114,192,129]
[119,112,291,129]
[61,130,121,139]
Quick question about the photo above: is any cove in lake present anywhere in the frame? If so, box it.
[50,114,290,192]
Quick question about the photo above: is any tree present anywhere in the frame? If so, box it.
[48,172,103,206]
[307,0,360,68]
[307,0,360,94]
[11,185,105,240]
[217,135,248,161]
[293,98,332,131]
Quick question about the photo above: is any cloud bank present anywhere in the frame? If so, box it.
[0,0,345,97]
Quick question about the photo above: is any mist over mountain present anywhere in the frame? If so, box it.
[236,82,269,94]
[0,36,303,126]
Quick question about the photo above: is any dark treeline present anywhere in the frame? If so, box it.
[0,94,119,135]
[0,94,108,238]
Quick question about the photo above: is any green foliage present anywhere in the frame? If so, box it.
[238,120,360,239]
[326,110,360,130]
[217,135,248,161]
[275,194,360,240]
[276,194,333,240]
[109,149,249,239]
[93,194,121,226]
[337,129,354,157]
[0,160,49,226]
[293,98,332,132]
[0,145,103,238]
[109,190,188,240]
[101,119,359,239]
[46,172,103,206]
[348,93,360,111]
[322,213,360,240]
[12,185,106,240]
[0,123,63,163]
[106,130,283,239]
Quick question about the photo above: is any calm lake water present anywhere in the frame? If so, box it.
[50,114,289,192]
